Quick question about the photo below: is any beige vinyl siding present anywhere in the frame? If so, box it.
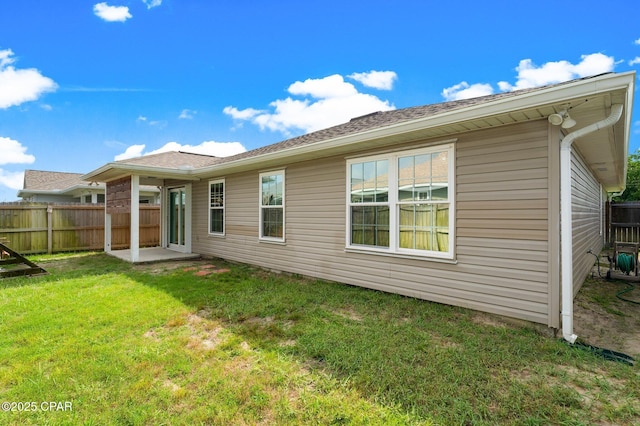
[192,120,552,325]
[570,148,603,295]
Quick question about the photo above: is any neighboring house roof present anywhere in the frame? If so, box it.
[18,169,159,200]
[84,72,635,192]
[23,170,90,192]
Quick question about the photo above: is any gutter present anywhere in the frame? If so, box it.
[560,103,624,343]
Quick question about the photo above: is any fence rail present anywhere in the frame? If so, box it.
[0,203,160,254]
[608,202,640,245]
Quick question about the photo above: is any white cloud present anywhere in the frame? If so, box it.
[0,49,57,109]
[630,57,640,66]
[635,38,640,45]
[224,73,395,134]
[348,71,398,90]
[179,109,196,119]
[223,106,263,120]
[150,141,246,157]
[104,140,126,149]
[115,144,146,161]
[142,0,162,9]
[136,115,166,127]
[149,120,167,128]
[441,82,494,101]
[442,53,616,101]
[0,137,36,165]
[93,2,132,22]
[288,74,357,98]
[500,53,615,91]
[0,169,25,190]
[0,49,14,68]
[115,141,247,161]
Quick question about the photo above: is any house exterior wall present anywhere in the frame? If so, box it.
[191,121,554,325]
[570,147,604,295]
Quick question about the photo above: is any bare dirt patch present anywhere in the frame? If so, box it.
[135,260,206,275]
[574,272,640,358]
[329,306,363,322]
[244,316,275,325]
[471,312,511,329]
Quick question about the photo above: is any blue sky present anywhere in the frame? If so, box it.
[0,0,639,201]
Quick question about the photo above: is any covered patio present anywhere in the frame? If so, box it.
[81,151,223,263]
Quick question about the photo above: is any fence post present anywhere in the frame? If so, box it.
[47,204,53,254]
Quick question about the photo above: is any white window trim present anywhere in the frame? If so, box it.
[345,144,455,260]
[208,178,225,236]
[259,170,285,243]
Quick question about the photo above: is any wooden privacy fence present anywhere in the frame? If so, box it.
[0,203,160,254]
[608,201,640,245]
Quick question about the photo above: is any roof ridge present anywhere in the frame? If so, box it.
[25,169,84,175]
[177,150,217,158]
[115,150,218,164]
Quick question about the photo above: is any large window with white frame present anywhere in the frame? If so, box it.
[209,179,225,235]
[347,144,454,259]
[259,170,285,242]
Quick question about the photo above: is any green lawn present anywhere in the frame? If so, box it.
[0,253,638,425]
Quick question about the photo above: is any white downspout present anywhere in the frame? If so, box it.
[560,103,624,343]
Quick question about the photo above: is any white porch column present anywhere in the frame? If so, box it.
[160,186,167,248]
[104,185,112,253]
[130,175,140,262]
[104,213,112,253]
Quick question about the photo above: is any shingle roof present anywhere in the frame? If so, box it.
[22,169,161,194]
[215,84,550,165]
[115,151,223,168]
[207,73,621,168]
[23,170,88,191]
[85,72,623,182]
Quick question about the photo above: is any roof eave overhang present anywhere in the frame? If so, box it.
[194,72,635,179]
[17,189,61,198]
[82,72,634,187]
[82,163,201,183]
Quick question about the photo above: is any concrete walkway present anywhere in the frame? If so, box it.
[107,247,201,263]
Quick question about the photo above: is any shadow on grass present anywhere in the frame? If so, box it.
[120,256,617,425]
[8,252,637,425]
[0,252,128,289]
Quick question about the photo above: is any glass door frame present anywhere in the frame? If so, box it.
[164,185,192,253]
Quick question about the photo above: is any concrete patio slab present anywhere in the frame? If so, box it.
[107,247,201,264]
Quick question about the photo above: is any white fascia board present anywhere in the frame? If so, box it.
[194,72,635,178]
[82,163,200,182]
[17,189,64,197]
[61,183,105,195]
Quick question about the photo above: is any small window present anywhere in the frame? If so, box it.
[209,179,225,235]
[350,159,390,247]
[259,170,285,242]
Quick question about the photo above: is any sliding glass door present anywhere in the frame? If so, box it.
[168,188,186,250]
